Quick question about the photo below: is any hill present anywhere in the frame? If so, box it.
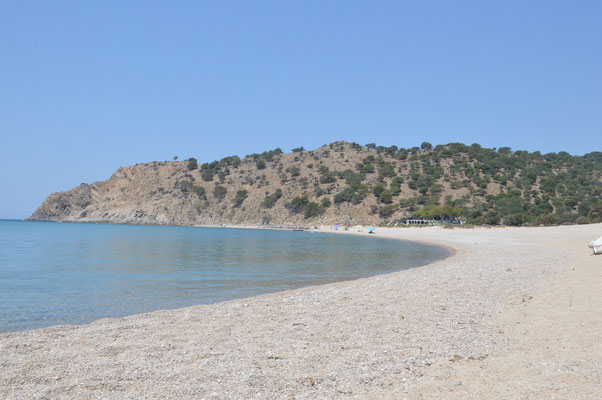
[28,141,602,227]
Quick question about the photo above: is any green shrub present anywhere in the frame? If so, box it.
[361,163,375,174]
[262,188,283,208]
[379,191,393,204]
[303,202,324,218]
[233,189,248,207]
[430,184,444,195]
[319,172,336,184]
[372,183,385,198]
[334,185,368,205]
[286,166,300,176]
[378,204,398,218]
[286,194,309,214]
[503,214,525,226]
[191,185,206,200]
[483,210,501,225]
[187,158,198,170]
[467,216,484,225]
[201,171,214,181]
[286,194,325,218]
[378,164,396,178]
[588,201,602,222]
[334,187,354,204]
[213,185,227,200]
[535,214,559,226]
[220,155,241,168]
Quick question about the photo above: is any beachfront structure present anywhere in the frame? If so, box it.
[402,219,465,226]
[404,219,437,226]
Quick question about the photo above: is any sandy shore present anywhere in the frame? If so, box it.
[1,224,600,399]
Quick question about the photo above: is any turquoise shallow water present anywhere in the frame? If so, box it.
[0,220,449,333]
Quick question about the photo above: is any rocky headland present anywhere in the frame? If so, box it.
[28,141,602,226]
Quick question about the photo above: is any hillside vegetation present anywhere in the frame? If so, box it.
[29,141,602,227]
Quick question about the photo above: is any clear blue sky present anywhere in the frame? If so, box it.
[1,1,600,219]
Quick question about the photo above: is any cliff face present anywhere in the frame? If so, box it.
[28,141,602,226]
[29,163,191,225]
[29,142,391,226]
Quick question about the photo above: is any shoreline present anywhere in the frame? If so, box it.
[1,224,601,399]
[0,223,452,336]
[313,225,460,259]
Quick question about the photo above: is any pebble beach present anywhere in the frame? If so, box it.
[1,224,601,399]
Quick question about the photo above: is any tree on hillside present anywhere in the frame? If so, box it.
[233,189,248,207]
[201,171,214,181]
[285,194,324,218]
[588,201,602,222]
[286,166,300,177]
[262,188,283,208]
[255,159,266,170]
[213,185,227,200]
[187,158,198,170]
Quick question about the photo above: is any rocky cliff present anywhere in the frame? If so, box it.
[29,142,384,226]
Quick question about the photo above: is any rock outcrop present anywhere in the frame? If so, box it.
[29,142,388,226]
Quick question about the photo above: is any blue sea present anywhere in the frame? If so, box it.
[0,220,449,333]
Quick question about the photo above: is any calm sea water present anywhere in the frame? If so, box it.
[0,220,449,333]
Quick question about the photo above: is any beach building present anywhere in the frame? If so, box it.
[402,218,465,226]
